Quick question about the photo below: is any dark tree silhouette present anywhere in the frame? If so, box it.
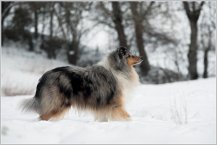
[130,2,150,75]
[2,2,14,45]
[111,2,128,47]
[28,2,43,39]
[183,1,204,80]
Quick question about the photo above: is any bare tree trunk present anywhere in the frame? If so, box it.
[63,3,80,65]
[203,48,209,78]
[67,38,79,65]
[54,5,67,40]
[28,34,34,51]
[188,21,198,79]
[34,9,38,39]
[49,5,54,39]
[2,2,14,46]
[111,2,128,47]
[41,8,46,41]
[183,2,204,80]
[130,2,150,75]
[203,28,212,78]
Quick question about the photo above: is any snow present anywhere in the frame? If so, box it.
[1,78,216,144]
[1,45,69,96]
[1,44,216,144]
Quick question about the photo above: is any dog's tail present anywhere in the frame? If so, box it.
[20,97,40,113]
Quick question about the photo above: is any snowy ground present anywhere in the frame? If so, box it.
[1,78,216,144]
[1,46,69,96]
[1,45,216,144]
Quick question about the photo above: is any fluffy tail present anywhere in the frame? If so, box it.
[20,97,40,113]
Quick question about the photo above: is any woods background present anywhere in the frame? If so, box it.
[1,1,216,84]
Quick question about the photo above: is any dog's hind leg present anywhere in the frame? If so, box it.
[40,111,55,121]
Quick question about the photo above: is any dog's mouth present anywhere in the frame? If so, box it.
[134,56,143,65]
[127,55,143,66]
[133,56,143,65]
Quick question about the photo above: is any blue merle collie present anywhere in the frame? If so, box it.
[22,46,142,121]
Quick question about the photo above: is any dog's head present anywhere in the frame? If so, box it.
[108,46,143,71]
[117,46,143,66]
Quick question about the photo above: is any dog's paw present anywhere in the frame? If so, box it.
[118,46,129,59]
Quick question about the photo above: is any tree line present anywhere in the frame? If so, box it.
[2,1,216,82]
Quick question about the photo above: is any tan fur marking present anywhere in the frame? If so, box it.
[40,107,70,121]
[92,95,130,121]
[110,106,130,121]
[127,55,142,66]
[110,96,130,121]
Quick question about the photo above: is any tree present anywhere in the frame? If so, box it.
[183,1,204,80]
[111,2,128,47]
[49,2,55,39]
[94,2,128,48]
[202,27,211,78]
[95,2,177,76]
[28,2,43,39]
[12,7,32,34]
[56,2,91,65]
[2,2,14,45]
[200,2,216,78]
[12,6,33,51]
[130,2,150,75]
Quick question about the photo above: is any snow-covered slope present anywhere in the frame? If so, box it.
[1,78,216,144]
[1,46,69,96]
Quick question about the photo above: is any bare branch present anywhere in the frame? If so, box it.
[53,4,67,40]
[183,2,192,19]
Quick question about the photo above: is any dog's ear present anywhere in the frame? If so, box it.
[118,46,129,59]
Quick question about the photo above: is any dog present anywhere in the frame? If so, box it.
[22,46,142,121]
